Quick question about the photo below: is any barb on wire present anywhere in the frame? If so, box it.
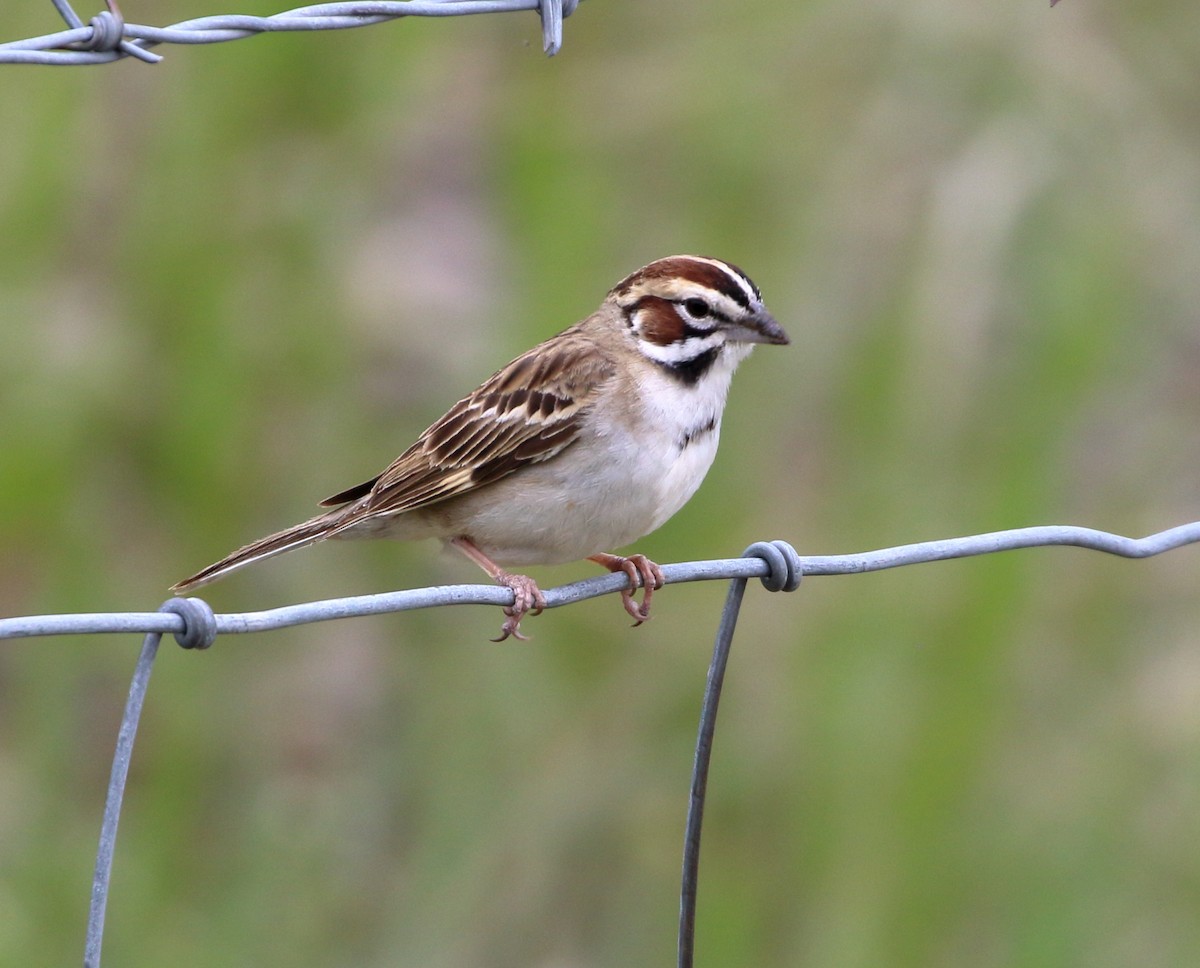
[0,0,580,66]
[2,522,1197,643]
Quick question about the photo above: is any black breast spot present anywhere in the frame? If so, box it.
[677,416,717,450]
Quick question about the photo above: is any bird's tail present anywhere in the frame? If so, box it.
[170,509,345,593]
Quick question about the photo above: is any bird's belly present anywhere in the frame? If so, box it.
[418,424,721,567]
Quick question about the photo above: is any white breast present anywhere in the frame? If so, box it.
[633,349,744,530]
[421,343,751,566]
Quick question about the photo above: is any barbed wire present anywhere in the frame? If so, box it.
[0,0,580,66]
[4,521,1198,968]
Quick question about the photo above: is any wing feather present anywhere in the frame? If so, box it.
[335,335,616,525]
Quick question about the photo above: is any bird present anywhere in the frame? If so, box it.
[171,255,789,640]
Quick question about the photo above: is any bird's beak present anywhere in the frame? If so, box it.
[728,311,790,346]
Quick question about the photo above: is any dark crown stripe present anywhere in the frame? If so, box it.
[613,256,757,310]
[716,259,761,304]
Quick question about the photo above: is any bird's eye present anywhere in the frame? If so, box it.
[683,298,710,319]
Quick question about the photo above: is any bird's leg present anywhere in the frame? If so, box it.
[588,552,665,626]
[450,536,545,642]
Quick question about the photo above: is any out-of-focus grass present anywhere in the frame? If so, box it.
[1,1,1199,966]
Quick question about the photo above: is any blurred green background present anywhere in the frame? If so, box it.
[2,1,1200,965]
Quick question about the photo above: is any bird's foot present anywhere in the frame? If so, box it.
[448,537,546,642]
[588,553,665,626]
[491,572,546,643]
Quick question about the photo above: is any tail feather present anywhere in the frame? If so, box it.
[171,510,343,593]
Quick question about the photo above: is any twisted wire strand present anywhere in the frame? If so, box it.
[0,0,579,65]
[3,522,1197,645]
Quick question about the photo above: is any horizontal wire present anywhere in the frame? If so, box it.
[3,522,1197,643]
[0,0,578,64]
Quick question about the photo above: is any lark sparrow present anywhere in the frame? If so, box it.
[172,255,789,639]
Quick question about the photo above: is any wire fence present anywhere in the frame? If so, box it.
[3,521,1199,967]
[0,0,580,65]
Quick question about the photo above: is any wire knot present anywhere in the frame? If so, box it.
[160,597,218,650]
[86,9,126,52]
[742,540,803,592]
[538,0,580,19]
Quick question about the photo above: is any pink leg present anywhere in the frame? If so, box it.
[450,537,546,642]
[588,552,666,626]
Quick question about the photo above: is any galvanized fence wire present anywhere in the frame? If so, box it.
[0,0,580,65]
[6,522,1200,644]
[2,521,1199,968]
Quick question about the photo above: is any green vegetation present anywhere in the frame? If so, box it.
[1,1,1199,965]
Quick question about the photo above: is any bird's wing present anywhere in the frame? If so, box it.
[320,335,617,526]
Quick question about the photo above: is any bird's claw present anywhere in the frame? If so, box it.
[591,553,665,626]
[487,554,664,640]
[490,572,546,642]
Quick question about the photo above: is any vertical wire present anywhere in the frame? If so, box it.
[51,0,84,28]
[84,632,163,968]
[678,575,750,968]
